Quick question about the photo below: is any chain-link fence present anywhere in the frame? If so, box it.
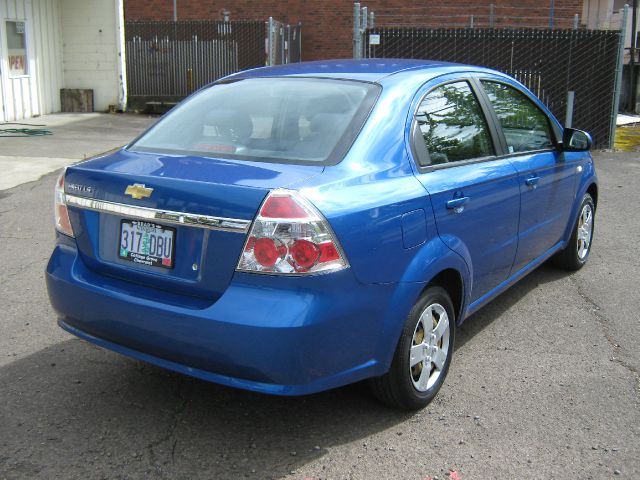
[363,27,621,148]
[125,20,301,111]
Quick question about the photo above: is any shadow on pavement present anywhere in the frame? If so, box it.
[0,338,410,479]
[457,262,568,350]
[0,262,570,479]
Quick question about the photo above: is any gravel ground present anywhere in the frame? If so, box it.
[0,151,638,480]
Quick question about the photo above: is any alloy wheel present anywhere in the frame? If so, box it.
[577,203,593,260]
[409,303,450,392]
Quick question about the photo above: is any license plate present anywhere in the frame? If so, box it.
[118,220,176,269]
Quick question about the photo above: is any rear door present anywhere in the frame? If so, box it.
[477,77,578,272]
[410,76,521,302]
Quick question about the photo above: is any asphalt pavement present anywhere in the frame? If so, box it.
[0,124,638,479]
[0,113,156,190]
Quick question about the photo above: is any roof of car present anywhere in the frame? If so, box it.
[225,58,492,83]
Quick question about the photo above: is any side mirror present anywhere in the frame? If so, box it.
[561,128,592,151]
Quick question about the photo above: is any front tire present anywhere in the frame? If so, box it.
[370,286,455,410]
[553,193,595,271]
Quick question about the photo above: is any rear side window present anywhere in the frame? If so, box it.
[130,78,379,165]
[481,81,554,153]
[415,81,494,165]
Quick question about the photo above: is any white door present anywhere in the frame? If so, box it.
[0,75,5,123]
[3,18,23,121]
[1,13,35,121]
[0,19,6,123]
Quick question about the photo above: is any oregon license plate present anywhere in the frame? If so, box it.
[118,220,175,269]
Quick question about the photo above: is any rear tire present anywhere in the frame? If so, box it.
[370,286,455,410]
[553,193,595,271]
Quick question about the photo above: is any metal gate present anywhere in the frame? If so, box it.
[125,20,301,111]
[266,18,302,65]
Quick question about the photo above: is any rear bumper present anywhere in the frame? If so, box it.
[46,242,404,395]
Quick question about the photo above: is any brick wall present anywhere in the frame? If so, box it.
[125,0,584,61]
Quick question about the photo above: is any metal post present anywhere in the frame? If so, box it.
[286,25,291,64]
[368,11,375,59]
[630,0,638,112]
[267,17,274,66]
[489,4,495,28]
[278,25,287,65]
[611,5,629,147]
[353,2,361,59]
[549,0,555,28]
[573,13,579,30]
[361,6,368,59]
[565,91,575,127]
[186,68,193,94]
[173,0,177,21]
[298,22,302,62]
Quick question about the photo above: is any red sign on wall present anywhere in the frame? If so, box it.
[9,54,25,74]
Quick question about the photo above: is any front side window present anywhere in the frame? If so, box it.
[5,21,27,77]
[481,81,553,153]
[130,78,379,164]
[415,81,494,165]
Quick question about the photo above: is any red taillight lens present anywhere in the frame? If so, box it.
[237,189,348,275]
[260,195,308,218]
[54,169,75,237]
[253,237,281,267]
[319,242,340,262]
[290,239,320,270]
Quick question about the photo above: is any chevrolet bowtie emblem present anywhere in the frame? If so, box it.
[125,183,153,200]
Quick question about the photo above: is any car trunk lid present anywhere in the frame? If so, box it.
[64,149,323,301]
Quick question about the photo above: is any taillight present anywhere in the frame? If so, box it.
[237,189,348,275]
[54,169,74,237]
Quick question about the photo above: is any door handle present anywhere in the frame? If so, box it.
[525,176,541,187]
[446,196,470,210]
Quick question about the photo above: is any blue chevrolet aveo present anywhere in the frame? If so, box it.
[46,60,597,409]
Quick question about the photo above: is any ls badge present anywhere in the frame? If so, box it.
[125,183,153,200]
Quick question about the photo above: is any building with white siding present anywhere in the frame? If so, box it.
[0,0,126,122]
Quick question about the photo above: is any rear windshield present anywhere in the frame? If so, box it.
[129,77,380,164]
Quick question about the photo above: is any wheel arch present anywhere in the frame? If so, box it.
[375,240,471,373]
[398,236,472,324]
[426,268,464,324]
[562,167,598,244]
[586,181,598,210]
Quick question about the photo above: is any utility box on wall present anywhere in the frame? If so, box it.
[60,89,94,113]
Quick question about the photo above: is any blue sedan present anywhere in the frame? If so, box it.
[46,60,597,409]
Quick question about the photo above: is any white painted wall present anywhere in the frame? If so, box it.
[0,0,64,121]
[582,0,640,54]
[582,0,615,29]
[60,0,121,112]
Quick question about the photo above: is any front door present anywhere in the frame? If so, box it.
[478,79,578,272]
[410,78,521,302]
